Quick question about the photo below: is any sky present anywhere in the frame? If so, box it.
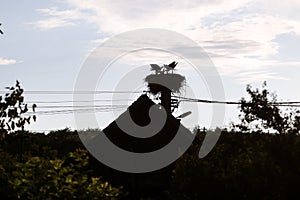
[1,0,300,132]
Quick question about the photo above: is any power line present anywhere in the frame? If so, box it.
[2,95,299,117]
[271,101,300,104]
[175,96,241,105]
[18,96,300,108]
[2,90,298,105]
[29,105,128,109]
[173,96,300,107]
[0,90,144,94]
[21,95,300,106]
[271,104,300,107]
[31,105,127,113]
[25,99,134,104]
[26,106,127,116]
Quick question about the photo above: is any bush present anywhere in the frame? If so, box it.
[6,149,123,199]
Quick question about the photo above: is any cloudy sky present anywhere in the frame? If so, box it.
[1,0,300,131]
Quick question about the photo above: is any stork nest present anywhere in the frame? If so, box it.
[145,73,186,94]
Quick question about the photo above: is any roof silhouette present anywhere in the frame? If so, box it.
[103,94,187,153]
[85,94,194,199]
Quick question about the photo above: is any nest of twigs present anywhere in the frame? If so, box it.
[145,73,185,94]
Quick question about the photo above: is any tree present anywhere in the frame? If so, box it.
[9,149,123,199]
[0,81,36,139]
[235,82,299,134]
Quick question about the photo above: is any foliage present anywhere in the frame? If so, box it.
[0,124,300,199]
[2,149,123,200]
[0,81,36,140]
[235,82,299,134]
[168,129,300,200]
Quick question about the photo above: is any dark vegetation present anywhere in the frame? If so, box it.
[1,128,299,199]
[170,130,300,199]
[0,81,299,199]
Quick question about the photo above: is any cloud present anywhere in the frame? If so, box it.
[252,0,300,20]
[31,7,88,30]
[63,0,254,34]
[33,0,300,82]
[187,13,300,82]
[235,70,288,84]
[0,57,18,65]
[33,18,76,30]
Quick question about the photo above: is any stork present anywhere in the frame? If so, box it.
[150,64,162,74]
[164,61,178,73]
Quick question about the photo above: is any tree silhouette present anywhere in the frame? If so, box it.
[235,82,299,134]
[0,81,37,160]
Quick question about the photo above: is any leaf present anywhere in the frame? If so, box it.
[11,121,15,130]
[32,104,37,112]
[26,117,31,124]
[23,104,28,113]
[66,175,72,183]
[19,96,24,103]
[16,122,21,128]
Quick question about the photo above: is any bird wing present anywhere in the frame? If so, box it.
[150,64,161,71]
[168,61,178,69]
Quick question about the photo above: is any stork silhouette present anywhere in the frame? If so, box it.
[164,61,178,73]
[168,61,178,69]
[150,64,162,74]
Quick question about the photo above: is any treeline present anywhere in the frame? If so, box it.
[0,128,124,199]
[0,128,300,199]
[170,129,300,199]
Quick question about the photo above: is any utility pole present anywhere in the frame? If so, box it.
[146,61,185,114]
[160,87,172,113]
